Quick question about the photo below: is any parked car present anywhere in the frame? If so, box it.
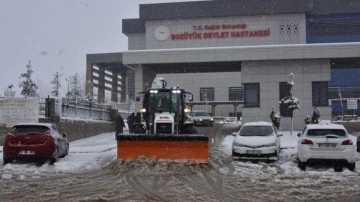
[297,123,356,171]
[223,117,238,124]
[188,111,214,126]
[232,121,282,161]
[3,123,69,164]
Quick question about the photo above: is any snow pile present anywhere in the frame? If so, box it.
[218,121,242,134]
[0,132,117,180]
[107,157,211,176]
[218,132,360,201]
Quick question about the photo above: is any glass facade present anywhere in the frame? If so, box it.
[200,88,214,101]
[244,83,259,108]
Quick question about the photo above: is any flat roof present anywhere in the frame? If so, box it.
[122,42,360,65]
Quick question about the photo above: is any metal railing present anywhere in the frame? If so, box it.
[61,98,112,121]
[39,98,112,121]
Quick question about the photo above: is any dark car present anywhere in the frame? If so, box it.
[3,123,69,164]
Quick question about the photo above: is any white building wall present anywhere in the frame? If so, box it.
[146,13,305,49]
[242,59,331,131]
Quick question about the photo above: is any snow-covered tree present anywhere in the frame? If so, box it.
[270,108,281,129]
[67,73,83,100]
[4,84,16,98]
[18,60,38,97]
[85,79,94,101]
[279,73,300,135]
[51,72,62,97]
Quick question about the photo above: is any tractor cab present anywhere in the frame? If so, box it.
[135,79,193,134]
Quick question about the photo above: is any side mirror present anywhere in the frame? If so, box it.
[188,94,193,102]
[232,132,237,136]
[297,132,301,137]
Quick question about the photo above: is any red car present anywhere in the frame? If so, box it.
[3,123,69,164]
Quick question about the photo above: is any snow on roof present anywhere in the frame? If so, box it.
[151,76,166,88]
[124,42,360,54]
[13,122,53,127]
[242,121,272,126]
[305,123,346,130]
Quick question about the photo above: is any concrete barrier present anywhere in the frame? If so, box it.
[41,118,115,142]
[0,118,115,145]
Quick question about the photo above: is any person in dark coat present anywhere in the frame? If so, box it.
[115,113,125,138]
[127,112,135,133]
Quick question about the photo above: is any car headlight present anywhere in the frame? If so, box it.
[262,142,276,147]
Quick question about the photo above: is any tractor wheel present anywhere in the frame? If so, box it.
[298,160,306,171]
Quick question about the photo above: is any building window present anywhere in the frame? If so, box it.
[313,82,329,106]
[244,83,259,107]
[229,87,243,101]
[279,82,292,117]
[200,88,214,101]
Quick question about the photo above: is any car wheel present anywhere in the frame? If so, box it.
[3,157,13,165]
[66,143,69,156]
[180,126,197,134]
[232,150,238,158]
[61,143,69,158]
[334,164,343,172]
[347,162,356,171]
[49,148,59,165]
[50,155,58,165]
[298,160,306,171]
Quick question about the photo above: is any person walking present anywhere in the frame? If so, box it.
[127,112,135,133]
[115,113,125,138]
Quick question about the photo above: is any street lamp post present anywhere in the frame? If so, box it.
[65,78,70,100]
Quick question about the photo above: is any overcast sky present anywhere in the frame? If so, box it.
[0,0,198,97]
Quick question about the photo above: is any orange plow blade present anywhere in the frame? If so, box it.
[116,134,209,164]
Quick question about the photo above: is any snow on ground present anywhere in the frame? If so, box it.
[0,132,118,180]
[1,123,360,201]
[0,124,359,181]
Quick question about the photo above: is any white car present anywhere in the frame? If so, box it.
[232,122,282,161]
[188,111,214,126]
[297,123,356,171]
[224,117,238,124]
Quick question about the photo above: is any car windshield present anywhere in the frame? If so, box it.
[194,112,210,116]
[306,129,346,137]
[239,126,274,136]
[12,125,50,134]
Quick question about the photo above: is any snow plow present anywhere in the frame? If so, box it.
[116,78,209,164]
